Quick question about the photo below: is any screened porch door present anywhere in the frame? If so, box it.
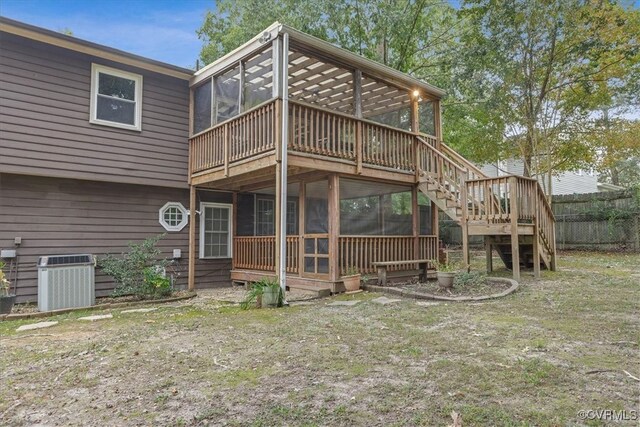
[301,180,330,279]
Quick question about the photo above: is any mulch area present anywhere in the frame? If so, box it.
[401,278,512,297]
[9,287,319,315]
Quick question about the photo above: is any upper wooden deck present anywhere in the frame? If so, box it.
[189,98,439,188]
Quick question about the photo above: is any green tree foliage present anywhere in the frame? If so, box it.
[459,0,640,177]
[197,0,640,181]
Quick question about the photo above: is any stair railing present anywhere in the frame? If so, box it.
[416,136,467,203]
[440,142,488,181]
[416,136,492,215]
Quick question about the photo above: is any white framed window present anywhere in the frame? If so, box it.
[200,202,233,259]
[90,63,143,131]
[159,202,188,232]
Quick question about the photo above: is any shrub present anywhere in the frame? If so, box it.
[240,277,283,309]
[143,267,172,298]
[454,271,486,287]
[99,234,172,299]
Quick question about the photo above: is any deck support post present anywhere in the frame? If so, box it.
[328,174,340,282]
[412,185,419,260]
[460,175,470,271]
[485,237,493,273]
[188,185,196,291]
[508,176,520,281]
[532,188,541,278]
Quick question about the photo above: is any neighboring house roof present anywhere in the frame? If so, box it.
[597,182,625,192]
[0,16,194,80]
[192,21,446,100]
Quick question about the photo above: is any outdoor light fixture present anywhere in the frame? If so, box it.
[413,89,420,98]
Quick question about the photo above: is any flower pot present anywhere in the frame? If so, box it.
[342,274,361,292]
[0,294,16,315]
[437,272,455,289]
[261,286,281,308]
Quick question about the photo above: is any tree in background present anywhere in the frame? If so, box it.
[197,0,640,188]
[459,0,639,181]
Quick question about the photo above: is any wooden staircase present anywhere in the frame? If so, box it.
[415,137,557,279]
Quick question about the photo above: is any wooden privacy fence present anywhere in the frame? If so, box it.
[441,189,639,252]
[553,190,640,251]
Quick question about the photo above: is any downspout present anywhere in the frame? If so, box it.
[278,32,289,296]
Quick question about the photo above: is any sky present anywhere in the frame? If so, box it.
[0,0,214,69]
[1,0,639,71]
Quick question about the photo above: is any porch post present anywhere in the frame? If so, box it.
[328,174,340,282]
[412,185,419,260]
[188,185,196,291]
[432,98,442,249]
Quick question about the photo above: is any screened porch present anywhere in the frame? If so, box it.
[229,176,438,291]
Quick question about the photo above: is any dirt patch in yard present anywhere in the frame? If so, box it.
[401,275,512,298]
[0,251,638,426]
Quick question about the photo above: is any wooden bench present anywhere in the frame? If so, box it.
[371,259,434,286]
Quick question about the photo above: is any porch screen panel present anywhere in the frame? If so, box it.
[256,197,275,236]
[243,47,273,110]
[418,192,432,235]
[339,179,412,235]
[305,180,328,234]
[236,193,255,236]
[419,100,436,136]
[193,79,212,134]
[361,75,411,131]
[215,65,240,123]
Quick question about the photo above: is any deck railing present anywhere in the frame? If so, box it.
[233,234,438,277]
[338,235,438,275]
[190,99,278,174]
[464,175,555,258]
[288,100,416,173]
[233,236,299,273]
[417,137,467,204]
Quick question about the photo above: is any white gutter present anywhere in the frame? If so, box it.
[278,32,289,296]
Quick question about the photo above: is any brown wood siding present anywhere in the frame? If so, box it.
[0,173,232,303]
[0,32,190,189]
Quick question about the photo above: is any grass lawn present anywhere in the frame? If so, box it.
[1,251,638,426]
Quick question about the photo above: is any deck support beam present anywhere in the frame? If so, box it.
[188,185,196,291]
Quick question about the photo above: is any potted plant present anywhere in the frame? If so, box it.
[342,266,361,292]
[241,277,283,309]
[0,261,16,315]
[432,259,459,289]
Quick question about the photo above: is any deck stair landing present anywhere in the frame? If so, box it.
[416,137,557,279]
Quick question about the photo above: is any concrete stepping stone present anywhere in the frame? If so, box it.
[121,308,157,314]
[328,300,361,307]
[78,314,113,321]
[16,321,58,332]
[371,296,402,305]
[415,301,440,307]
